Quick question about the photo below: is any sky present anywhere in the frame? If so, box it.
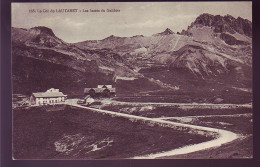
[12,2,252,43]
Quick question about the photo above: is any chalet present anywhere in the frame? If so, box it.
[30,88,67,105]
[84,85,116,97]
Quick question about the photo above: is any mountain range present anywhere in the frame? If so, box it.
[12,13,252,103]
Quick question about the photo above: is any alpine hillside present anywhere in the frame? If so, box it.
[12,13,252,103]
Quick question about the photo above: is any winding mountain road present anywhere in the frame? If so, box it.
[67,99,239,159]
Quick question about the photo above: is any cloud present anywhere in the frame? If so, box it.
[11,2,252,43]
[118,14,197,30]
[63,18,86,27]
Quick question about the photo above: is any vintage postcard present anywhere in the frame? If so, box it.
[11,2,252,159]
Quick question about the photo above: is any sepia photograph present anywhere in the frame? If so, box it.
[11,2,252,159]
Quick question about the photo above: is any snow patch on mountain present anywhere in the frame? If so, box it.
[99,66,114,71]
[115,76,138,81]
[134,47,148,53]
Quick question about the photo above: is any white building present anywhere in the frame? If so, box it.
[30,88,67,105]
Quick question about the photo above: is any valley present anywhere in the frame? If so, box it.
[12,13,253,159]
[12,13,252,100]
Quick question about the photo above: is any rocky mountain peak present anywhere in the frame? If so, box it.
[29,26,56,36]
[163,28,174,34]
[189,13,252,37]
[154,28,174,36]
[224,14,235,20]
[103,35,124,41]
[109,35,116,38]
[130,35,144,38]
[23,26,66,48]
[193,13,222,27]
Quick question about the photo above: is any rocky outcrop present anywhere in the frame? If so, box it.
[12,26,67,48]
[11,13,252,97]
[220,33,249,45]
[154,28,174,36]
[189,13,252,37]
[29,26,56,36]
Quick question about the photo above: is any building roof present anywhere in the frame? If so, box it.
[97,85,113,88]
[32,92,67,98]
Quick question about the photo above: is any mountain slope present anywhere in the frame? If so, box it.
[76,14,251,80]
[12,27,161,95]
[12,13,252,102]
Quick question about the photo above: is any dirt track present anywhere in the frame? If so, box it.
[104,99,252,109]
[67,99,239,159]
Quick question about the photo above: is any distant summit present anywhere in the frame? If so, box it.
[102,35,127,41]
[161,28,174,35]
[185,13,252,37]
[12,13,252,103]
[130,35,144,38]
[12,26,66,48]
[154,28,174,36]
[29,26,56,36]
[107,35,116,38]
